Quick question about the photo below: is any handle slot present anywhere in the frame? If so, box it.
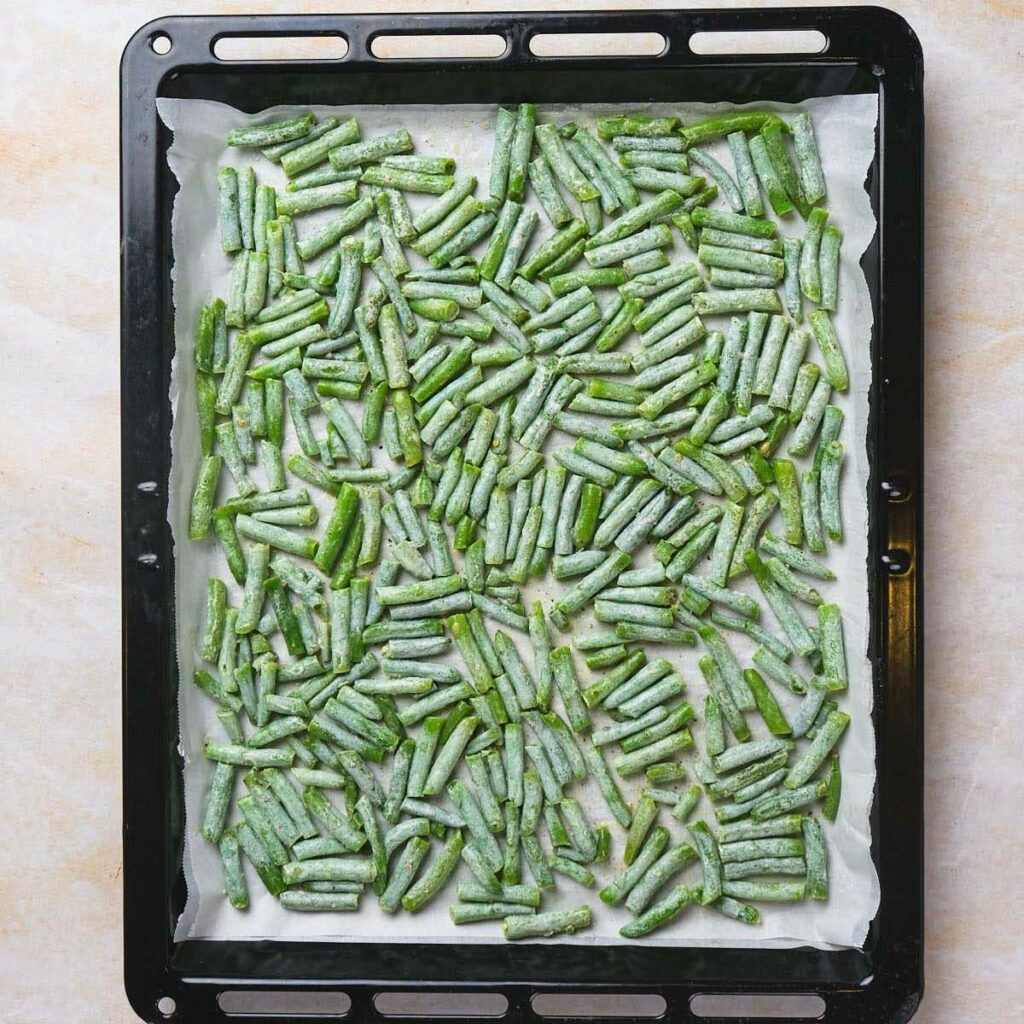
[528,32,666,58]
[374,991,508,1017]
[532,993,667,1018]
[212,34,348,62]
[689,30,827,56]
[690,992,826,1018]
[217,989,352,1016]
[369,34,507,60]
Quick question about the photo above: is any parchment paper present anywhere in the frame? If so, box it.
[161,95,879,948]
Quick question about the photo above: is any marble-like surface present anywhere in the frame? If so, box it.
[0,1,1020,1021]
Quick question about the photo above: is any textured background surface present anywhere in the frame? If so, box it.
[0,1,1021,1022]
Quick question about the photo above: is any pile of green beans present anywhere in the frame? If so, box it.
[193,105,850,939]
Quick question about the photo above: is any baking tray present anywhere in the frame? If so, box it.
[121,8,924,1023]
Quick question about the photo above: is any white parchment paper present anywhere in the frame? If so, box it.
[161,95,879,948]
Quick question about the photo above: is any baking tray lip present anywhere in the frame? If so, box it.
[121,8,923,1022]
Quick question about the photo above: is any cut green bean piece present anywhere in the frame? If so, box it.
[503,905,591,940]
[807,310,848,393]
[624,841,698,914]
[620,883,697,938]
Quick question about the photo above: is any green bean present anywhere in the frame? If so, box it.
[765,557,823,607]
[622,161,704,195]
[217,167,243,253]
[497,277,543,317]
[583,223,671,270]
[623,793,659,867]
[709,738,788,779]
[480,105,516,203]
[807,309,849,393]
[741,550,816,658]
[656,782,698,825]
[449,899,533,925]
[624,841,698,914]
[784,711,846,788]
[503,905,591,940]
[761,122,807,213]
[641,787,681,810]
[621,883,697,938]
[817,224,842,312]
[264,119,331,166]
[677,110,781,146]
[694,627,754,713]
[228,113,314,151]
[593,598,673,629]
[391,827,460,917]
[554,798,595,862]
[215,831,249,909]
[424,210,494,268]
[720,133,762,218]
[278,851,377,889]
[411,707,476,792]
[707,748,790,804]
[598,117,679,144]
[231,821,288,896]
[409,193,479,257]
[700,688,724,761]
[275,216,302,277]
[285,162,360,191]
[570,127,638,209]
[270,119,354,177]
[680,821,721,905]
[742,131,790,216]
[796,205,829,301]
[526,155,572,228]
[613,728,692,777]
[693,655,750,748]
[687,146,744,211]
[360,158,454,192]
[723,856,804,880]
[540,849,588,885]
[620,248,668,279]
[732,672,788,743]
[295,195,375,262]
[788,111,825,203]
[810,439,842,545]
[790,819,824,900]
[783,674,825,739]
[745,783,819,823]
[588,652,660,710]
[495,102,535,203]
[374,835,428,914]
[711,266,777,287]
[787,376,831,457]
[445,782,501,876]
[524,724,568,794]
[535,123,598,202]
[720,879,806,905]
[385,819,432,860]
[275,179,358,216]
[198,760,236,844]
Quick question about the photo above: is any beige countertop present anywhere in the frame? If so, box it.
[1,2,1020,1021]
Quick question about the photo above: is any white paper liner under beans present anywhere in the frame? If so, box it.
[160,94,880,947]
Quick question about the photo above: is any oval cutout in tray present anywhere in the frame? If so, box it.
[689,30,827,55]
[528,32,666,58]
[213,34,349,62]
[370,34,507,60]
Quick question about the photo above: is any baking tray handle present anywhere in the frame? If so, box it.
[124,8,923,73]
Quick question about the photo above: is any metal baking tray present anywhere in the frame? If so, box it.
[121,8,923,1022]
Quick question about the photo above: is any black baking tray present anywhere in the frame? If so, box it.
[121,8,924,1023]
